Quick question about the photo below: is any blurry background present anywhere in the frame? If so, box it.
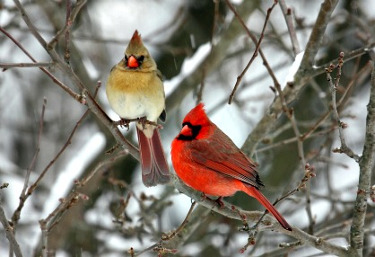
[0,0,374,256]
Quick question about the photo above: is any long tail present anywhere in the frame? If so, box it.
[136,127,170,187]
[244,186,292,231]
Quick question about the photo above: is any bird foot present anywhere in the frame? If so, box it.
[201,194,225,209]
[114,117,162,130]
[215,197,225,208]
[113,119,129,130]
[137,117,163,129]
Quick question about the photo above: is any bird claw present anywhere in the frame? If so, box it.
[114,117,162,130]
[137,117,162,129]
[201,193,225,209]
[138,117,148,130]
[215,197,225,208]
[114,119,131,130]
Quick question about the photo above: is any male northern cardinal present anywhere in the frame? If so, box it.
[171,103,292,231]
[106,30,170,187]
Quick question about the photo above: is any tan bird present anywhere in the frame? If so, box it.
[106,30,170,187]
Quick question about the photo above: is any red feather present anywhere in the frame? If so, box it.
[137,127,170,187]
[171,103,292,231]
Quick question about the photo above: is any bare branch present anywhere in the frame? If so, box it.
[0,62,52,70]
[173,178,349,256]
[161,201,197,241]
[0,195,23,257]
[227,0,278,104]
[0,27,82,103]
[47,0,87,53]
[10,99,47,229]
[326,53,360,161]
[279,0,301,55]
[242,0,339,155]
[349,62,375,256]
[166,0,261,111]
[11,0,139,160]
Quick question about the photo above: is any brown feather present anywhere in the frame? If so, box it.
[137,127,170,187]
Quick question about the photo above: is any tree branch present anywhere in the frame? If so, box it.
[0,194,23,257]
[241,0,339,155]
[165,0,261,111]
[173,178,349,256]
[279,0,301,55]
[349,62,375,256]
[11,0,139,160]
[226,0,278,104]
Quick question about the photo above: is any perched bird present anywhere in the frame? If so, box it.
[106,30,170,187]
[171,103,292,231]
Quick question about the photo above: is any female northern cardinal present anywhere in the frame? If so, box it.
[171,103,292,231]
[106,30,170,187]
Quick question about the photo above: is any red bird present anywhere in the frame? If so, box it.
[171,103,292,231]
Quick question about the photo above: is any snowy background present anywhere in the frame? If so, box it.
[1,0,375,256]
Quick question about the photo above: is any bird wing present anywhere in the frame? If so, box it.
[156,69,163,81]
[155,69,166,123]
[189,129,264,189]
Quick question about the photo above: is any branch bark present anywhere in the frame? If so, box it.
[349,62,375,256]
[0,196,23,257]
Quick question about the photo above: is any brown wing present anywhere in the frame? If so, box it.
[189,127,264,189]
[155,69,166,123]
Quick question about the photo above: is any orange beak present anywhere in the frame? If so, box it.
[180,125,192,137]
[127,56,139,68]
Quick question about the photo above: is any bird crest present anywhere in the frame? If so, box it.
[183,103,211,127]
[130,30,142,46]
[125,30,148,57]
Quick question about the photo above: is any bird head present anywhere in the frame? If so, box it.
[177,103,213,141]
[123,30,157,71]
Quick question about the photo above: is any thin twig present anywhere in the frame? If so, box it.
[27,81,101,198]
[11,99,47,228]
[64,0,72,63]
[227,0,278,104]
[161,201,197,241]
[27,110,89,196]
[242,0,339,156]
[173,179,348,256]
[47,0,87,50]
[279,0,301,55]
[0,198,23,257]
[325,53,360,161]
[256,127,336,153]
[165,0,261,111]
[266,40,310,230]
[38,149,128,256]
[299,61,371,141]
[11,0,139,161]
[211,0,221,45]
[312,42,375,78]
[254,163,315,231]
[0,26,83,103]
[0,62,52,70]
[196,68,206,104]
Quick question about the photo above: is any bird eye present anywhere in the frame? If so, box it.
[138,55,144,64]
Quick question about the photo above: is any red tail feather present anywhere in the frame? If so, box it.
[137,127,170,187]
[244,186,292,231]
